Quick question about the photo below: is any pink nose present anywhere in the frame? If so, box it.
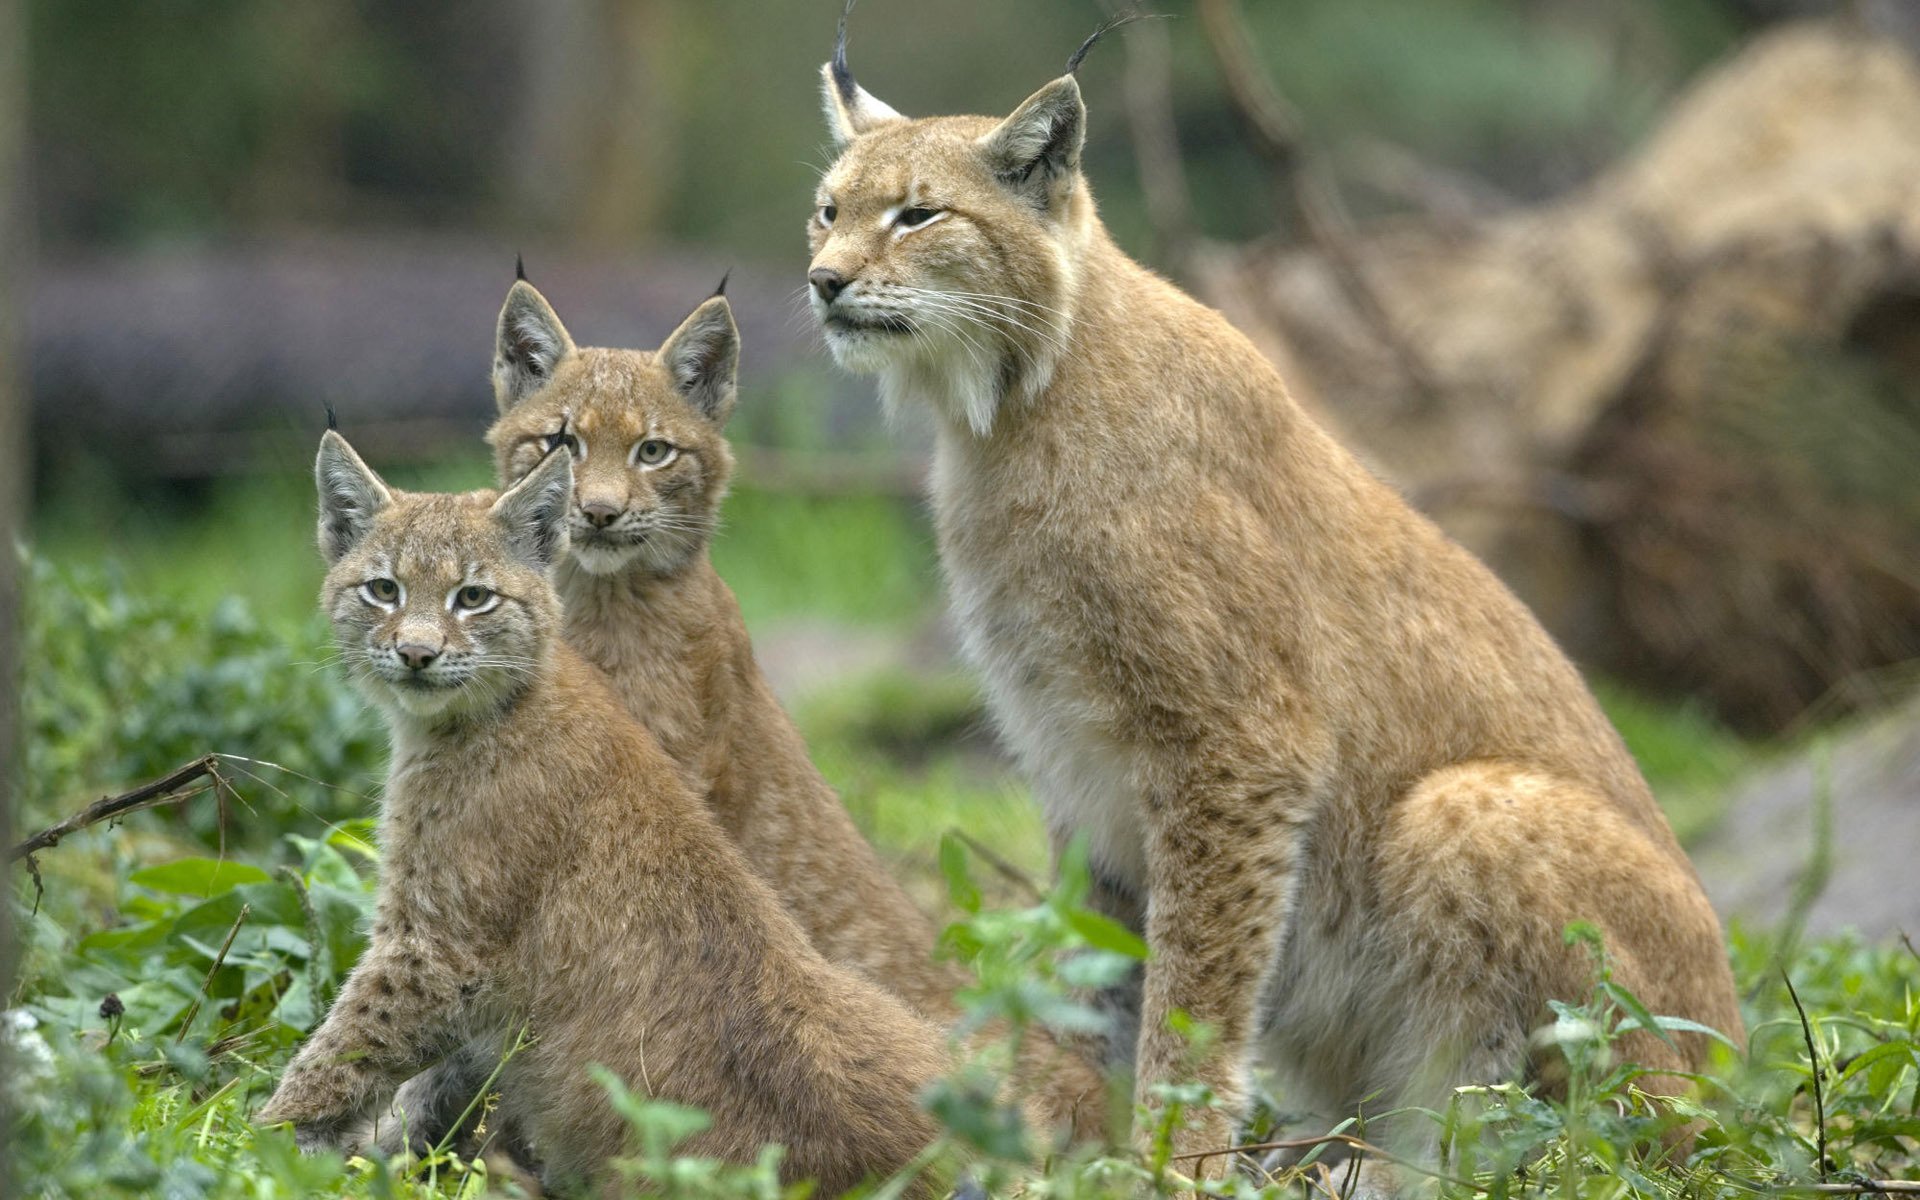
[581,501,621,528]
[396,642,439,671]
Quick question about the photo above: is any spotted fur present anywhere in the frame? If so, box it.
[808,54,1745,1191]
[257,433,950,1196]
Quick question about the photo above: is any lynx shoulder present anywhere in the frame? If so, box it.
[806,31,1744,1186]
[257,432,947,1194]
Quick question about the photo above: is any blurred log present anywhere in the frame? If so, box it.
[1200,21,1920,732]
[26,237,828,477]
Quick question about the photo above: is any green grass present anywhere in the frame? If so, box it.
[17,468,1909,1200]
[31,450,939,640]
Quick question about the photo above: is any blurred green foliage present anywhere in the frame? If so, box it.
[26,0,1748,260]
[9,529,1916,1197]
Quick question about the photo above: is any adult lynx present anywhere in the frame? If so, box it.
[805,29,1743,1182]
[257,433,946,1195]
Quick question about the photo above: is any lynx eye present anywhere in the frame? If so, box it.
[896,207,940,229]
[543,431,582,460]
[819,203,837,227]
[452,584,497,613]
[633,439,676,467]
[363,578,400,605]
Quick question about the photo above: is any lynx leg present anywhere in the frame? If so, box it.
[375,1038,524,1158]
[1326,761,1740,1189]
[1135,781,1313,1179]
[257,933,491,1150]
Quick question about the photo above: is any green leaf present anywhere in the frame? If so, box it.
[127,857,270,897]
[939,834,982,915]
[1601,980,1678,1051]
[1064,909,1149,960]
[1836,1038,1920,1086]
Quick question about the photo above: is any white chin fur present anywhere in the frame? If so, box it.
[569,543,642,576]
[386,685,463,719]
[823,326,906,375]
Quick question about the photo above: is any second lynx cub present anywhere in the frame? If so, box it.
[259,433,946,1195]
[482,277,1108,1135]
[482,278,958,1011]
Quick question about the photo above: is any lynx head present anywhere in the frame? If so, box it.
[807,19,1101,434]
[484,277,738,578]
[316,430,573,723]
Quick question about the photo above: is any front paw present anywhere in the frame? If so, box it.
[257,1080,364,1154]
[256,1106,357,1155]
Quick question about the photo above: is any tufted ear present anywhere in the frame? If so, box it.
[657,293,740,426]
[980,75,1086,212]
[493,277,577,413]
[490,443,574,570]
[820,7,904,146]
[315,430,393,564]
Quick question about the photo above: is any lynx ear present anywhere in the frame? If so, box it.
[822,63,905,145]
[658,292,739,425]
[980,76,1086,211]
[315,430,393,564]
[820,10,903,146]
[490,445,574,570]
[493,279,576,413]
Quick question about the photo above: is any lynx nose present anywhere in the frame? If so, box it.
[581,501,621,528]
[809,267,847,303]
[395,642,440,671]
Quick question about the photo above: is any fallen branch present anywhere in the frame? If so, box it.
[9,755,229,863]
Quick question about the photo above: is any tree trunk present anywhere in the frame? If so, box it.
[0,0,28,1134]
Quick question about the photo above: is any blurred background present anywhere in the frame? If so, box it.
[6,0,1920,942]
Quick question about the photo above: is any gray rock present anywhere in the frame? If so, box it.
[1692,699,1920,939]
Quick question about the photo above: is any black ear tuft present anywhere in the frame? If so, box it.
[1066,10,1147,76]
[324,399,338,432]
[832,0,859,105]
[714,269,731,298]
[515,252,528,283]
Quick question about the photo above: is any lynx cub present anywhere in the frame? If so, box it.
[256,432,946,1195]
[806,31,1744,1181]
[479,278,1106,1136]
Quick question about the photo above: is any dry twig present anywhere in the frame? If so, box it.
[177,903,251,1044]
[944,828,1045,904]
[9,755,229,863]
[1783,970,1830,1182]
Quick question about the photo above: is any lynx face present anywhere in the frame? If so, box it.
[316,431,571,722]
[807,57,1090,432]
[485,282,737,578]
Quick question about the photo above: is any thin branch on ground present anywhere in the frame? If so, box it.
[1782,970,1830,1182]
[944,828,1045,904]
[1173,1131,1486,1192]
[10,755,228,864]
[177,903,251,1045]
